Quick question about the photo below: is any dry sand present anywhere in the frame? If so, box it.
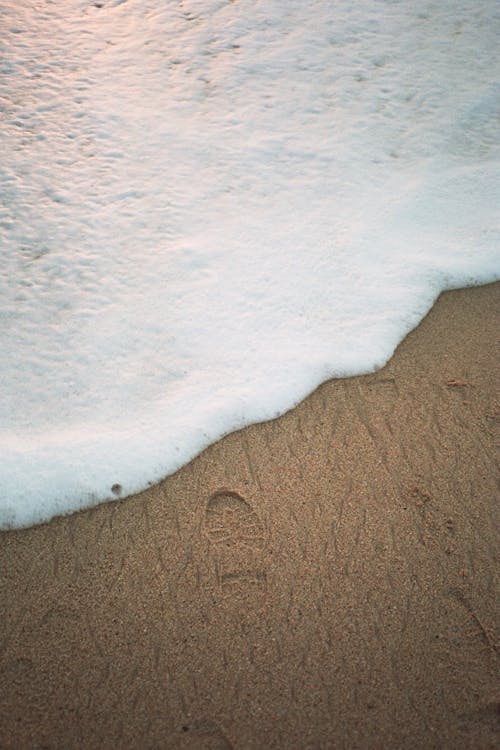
[0,282,499,750]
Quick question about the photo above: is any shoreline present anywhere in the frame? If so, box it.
[1,281,498,749]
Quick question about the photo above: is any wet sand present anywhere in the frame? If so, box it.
[0,282,498,749]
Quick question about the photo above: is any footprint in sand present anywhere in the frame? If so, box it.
[203,489,266,593]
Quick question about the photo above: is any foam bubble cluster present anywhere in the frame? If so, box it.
[1,0,498,527]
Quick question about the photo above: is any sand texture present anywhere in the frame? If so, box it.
[0,282,499,749]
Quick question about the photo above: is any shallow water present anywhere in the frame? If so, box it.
[1,0,499,528]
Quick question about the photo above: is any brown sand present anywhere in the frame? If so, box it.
[0,282,499,750]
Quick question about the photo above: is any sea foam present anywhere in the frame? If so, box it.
[1,0,498,528]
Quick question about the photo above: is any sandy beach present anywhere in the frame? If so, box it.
[0,281,498,749]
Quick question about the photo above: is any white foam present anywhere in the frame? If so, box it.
[1,0,498,528]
